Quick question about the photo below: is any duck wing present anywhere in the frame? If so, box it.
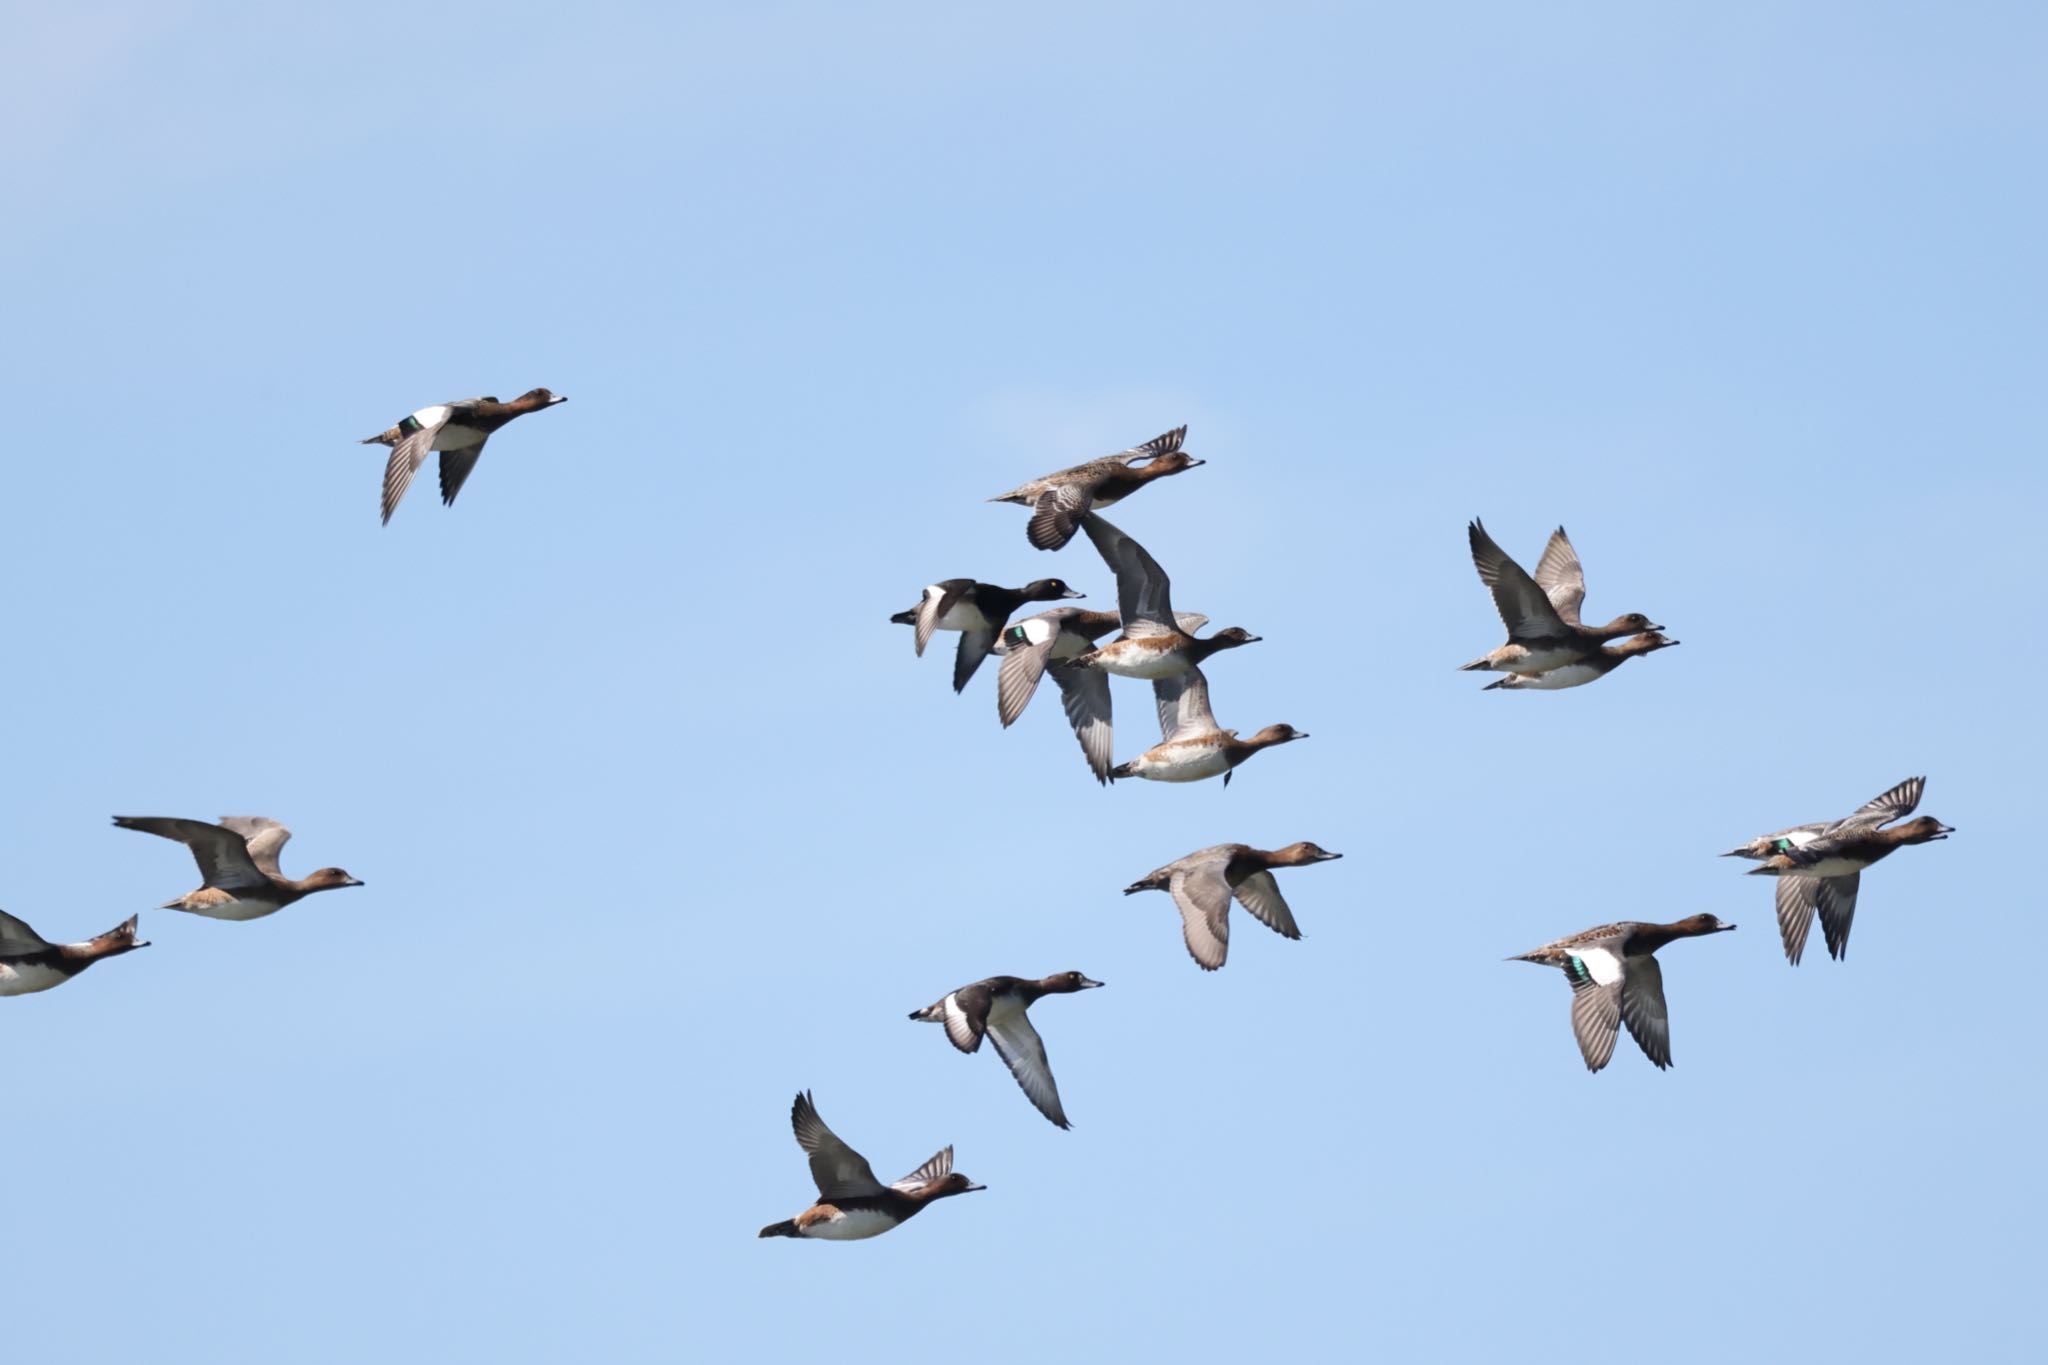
[1230,871,1302,940]
[1618,956,1673,1069]
[1127,425,1188,458]
[373,400,479,525]
[996,619,1060,727]
[1027,470,1107,551]
[112,816,268,891]
[923,983,991,1053]
[1531,526,1587,625]
[890,1145,955,1194]
[952,628,998,692]
[1152,666,1219,742]
[217,817,292,878]
[912,581,968,657]
[1840,776,1925,829]
[1468,519,1570,638]
[1773,875,1821,966]
[438,441,490,508]
[1167,860,1233,970]
[0,909,53,953]
[789,1091,886,1199]
[1079,514,1177,637]
[984,996,1071,1128]
[1816,873,1861,961]
[1052,665,1115,784]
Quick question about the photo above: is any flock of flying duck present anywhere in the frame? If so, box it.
[0,405,1953,1244]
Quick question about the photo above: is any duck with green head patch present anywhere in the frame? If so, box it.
[1510,914,1736,1072]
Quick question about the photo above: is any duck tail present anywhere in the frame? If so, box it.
[1481,676,1512,691]
[1457,656,1491,672]
[758,1220,800,1239]
[908,1001,943,1023]
[888,608,917,625]
[1123,873,1166,896]
[1107,761,1134,781]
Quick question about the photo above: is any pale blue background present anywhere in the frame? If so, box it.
[5,2,2042,1360]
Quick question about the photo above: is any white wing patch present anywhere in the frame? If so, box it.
[1575,946,1624,986]
[941,993,982,1052]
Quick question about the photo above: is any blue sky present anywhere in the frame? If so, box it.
[6,2,2043,1360]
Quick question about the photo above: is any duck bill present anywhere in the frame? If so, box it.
[962,1182,988,1193]
[1060,589,1085,599]
[1315,851,1344,862]
[1078,978,1105,989]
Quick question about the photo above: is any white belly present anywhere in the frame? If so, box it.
[804,1208,898,1241]
[1795,856,1867,878]
[1092,639,1192,680]
[924,588,991,633]
[0,961,70,996]
[1503,643,1585,675]
[180,897,282,922]
[1129,742,1230,782]
[1513,662,1602,690]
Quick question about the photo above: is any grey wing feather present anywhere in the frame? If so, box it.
[1619,957,1673,1069]
[379,424,441,525]
[1569,979,1623,1072]
[1028,482,1097,551]
[790,1092,886,1199]
[952,628,997,692]
[438,442,488,507]
[0,909,53,952]
[1468,520,1569,637]
[1774,875,1820,966]
[1080,514,1176,637]
[1532,527,1587,625]
[1231,870,1302,940]
[217,817,291,878]
[913,584,964,657]
[1167,862,1233,970]
[1816,874,1860,961]
[890,1146,955,1194]
[984,1003,1070,1128]
[1152,666,1219,742]
[1126,426,1187,458]
[1841,777,1924,828]
[996,637,1055,727]
[113,816,268,890]
[1052,666,1115,783]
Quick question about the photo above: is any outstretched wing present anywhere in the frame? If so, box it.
[1052,666,1115,783]
[1774,875,1820,966]
[1816,874,1861,961]
[984,998,1071,1128]
[1468,519,1569,637]
[438,441,490,507]
[1231,871,1302,941]
[890,1146,955,1194]
[1840,777,1925,829]
[1618,956,1673,1069]
[1079,514,1177,637]
[217,817,292,878]
[913,583,966,658]
[1569,979,1623,1073]
[1153,666,1220,742]
[112,817,268,891]
[996,620,1059,727]
[1167,863,1233,970]
[0,909,53,953]
[1532,526,1586,625]
[789,1091,885,1200]
[1028,480,1101,551]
